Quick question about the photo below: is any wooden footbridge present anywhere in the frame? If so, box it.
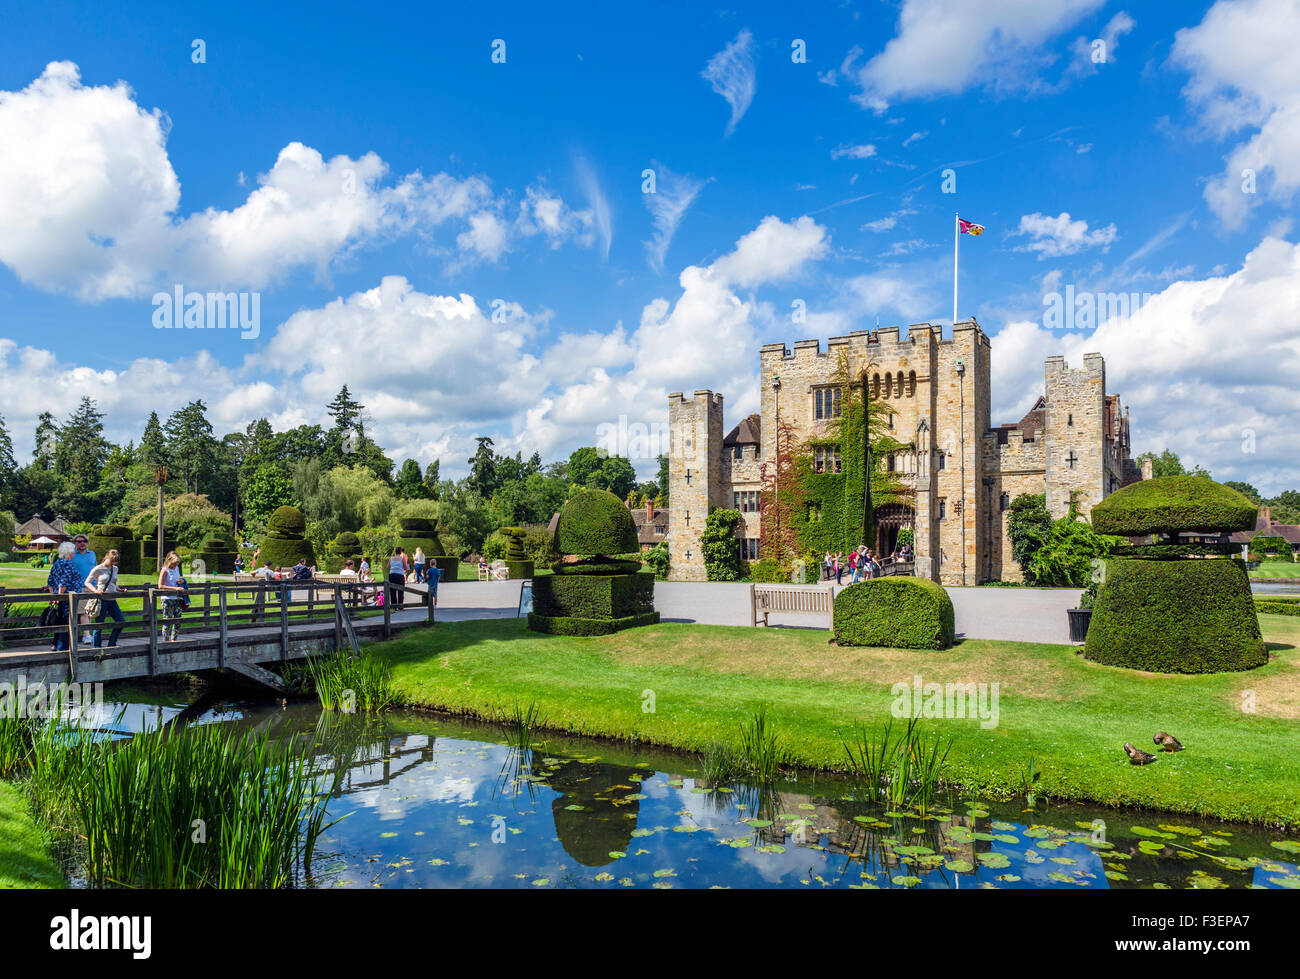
[0,578,436,691]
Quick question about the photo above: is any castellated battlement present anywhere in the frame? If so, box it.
[759,321,989,365]
[667,389,725,409]
[1044,352,1105,380]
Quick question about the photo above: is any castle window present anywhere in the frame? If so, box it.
[814,386,842,420]
[807,503,823,521]
[732,490,759,512]
[739,538,760,561]
[1068,413,1074,427]
[999,492,1009,512]
[896,371,904,397]
[887,454,896,472]
[908,370,916,396]
[814,445,842,473]
[872,374,881,399]
[938,499,947,520]
[733,445,742,460]
[938,452,946,471]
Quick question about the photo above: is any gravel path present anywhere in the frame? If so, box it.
[424,578,1082,644]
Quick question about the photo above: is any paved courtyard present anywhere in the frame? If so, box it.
[425,578,1083,645]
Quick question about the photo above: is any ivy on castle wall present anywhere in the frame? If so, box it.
[784,352,910,555]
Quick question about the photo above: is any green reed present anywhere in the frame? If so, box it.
[502,701,546,752]
[738,706,786,784]
[28,717,335,888]
[0,716,38,778]
[702,741,742,783]
[305,651,395,713]
[844,715,952,814]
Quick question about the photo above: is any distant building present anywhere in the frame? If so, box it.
[629,498,669,551]
[1230,505,1300,552]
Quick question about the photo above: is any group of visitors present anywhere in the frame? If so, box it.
[44,533,131,650]
[384,546,442,610]
[822,541,913,585]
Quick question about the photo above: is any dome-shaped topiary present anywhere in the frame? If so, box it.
[334,531,361,549]
[553,490,639,557]
[267,505,306,535]
[1091,476,1256,537]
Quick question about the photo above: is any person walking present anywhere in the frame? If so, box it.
[413,546,426,584]
[70,533,97,643]
[85,549,125,648]
[425,561,442,607]
[834,552,843,585]
[388,547,409,610]
[157,551,186,642]
[45,541,82,652]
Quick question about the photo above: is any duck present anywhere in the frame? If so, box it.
[1124,742,1157,766]
[1153,731,1183,752]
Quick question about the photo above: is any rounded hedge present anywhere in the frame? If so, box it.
[267,505,307,536]
[334,531,361,549]
[1084,558,1266,673]
[398,517,447,557]
[832,578,955,650]
[1090,476,1257,537]
[553,490,639,557]
[401,517,438,534]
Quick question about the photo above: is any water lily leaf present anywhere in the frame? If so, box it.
[608,851,626,859]
[944,859,974,873]
[1131,826,1176,839]
[892,875,922,887]
[978,852,1011,869]
[1271,840,1300,854]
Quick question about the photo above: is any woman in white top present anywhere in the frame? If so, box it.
[388,547,409,610]
[85,549,125,648]
[157,551,186,642]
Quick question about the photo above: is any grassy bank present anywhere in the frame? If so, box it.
[1250,562,1300,580]
[0,780,61,888]
[378,614,1300,827]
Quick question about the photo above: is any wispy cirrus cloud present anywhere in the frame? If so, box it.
[643,164,709,273]
[573,154,613,261]
[702,29,756,137]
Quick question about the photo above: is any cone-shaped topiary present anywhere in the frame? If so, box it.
[501,526,534,579]
[1091,476,1257,537]
[259,505,315,569]
[1086,477,1265,673]
[552,490,639,557]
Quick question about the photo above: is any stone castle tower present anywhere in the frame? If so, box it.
[668,320,1139,585]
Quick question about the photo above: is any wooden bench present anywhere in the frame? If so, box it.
[750,584,835,627]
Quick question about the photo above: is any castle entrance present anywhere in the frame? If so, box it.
[873,504,914,556]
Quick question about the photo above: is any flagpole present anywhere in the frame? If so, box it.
[953,211,959,328]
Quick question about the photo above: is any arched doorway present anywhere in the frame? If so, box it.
[874,503,914,556]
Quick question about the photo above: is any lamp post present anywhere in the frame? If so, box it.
[155,465,169,573]
[772,375,781,563]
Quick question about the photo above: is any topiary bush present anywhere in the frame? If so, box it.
[396,517,457,582]
[501,526,534,579]
[552,490,638,556]
[530,491,657,634]
[833,578,955,650]
[259,505,316,569]
[1084,558,1266,673]
[1090,476,1257,537]
[329,531,363,572]
[87,524,140,574]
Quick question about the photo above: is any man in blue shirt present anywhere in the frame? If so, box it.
[70,534,97,644]
[70,533,97,585]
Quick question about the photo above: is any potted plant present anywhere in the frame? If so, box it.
[1067,579,1097,644]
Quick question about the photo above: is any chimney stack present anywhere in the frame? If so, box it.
[646,498,655,521]
[1141,458,1153,480]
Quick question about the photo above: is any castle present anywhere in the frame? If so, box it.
[666,319,1141,585]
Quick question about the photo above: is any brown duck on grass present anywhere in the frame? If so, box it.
[1124,742,1158,766]
[1153,731,1184,752]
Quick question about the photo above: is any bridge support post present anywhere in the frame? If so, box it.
[146,588,157,677]
[279,584,289,662]
[217,585,228,668]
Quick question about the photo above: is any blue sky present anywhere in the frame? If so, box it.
[1,0,1298,491]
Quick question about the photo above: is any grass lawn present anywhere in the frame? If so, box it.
[1250,562,1300,580]
[377,613,1300,827]
[0,781,61,888]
